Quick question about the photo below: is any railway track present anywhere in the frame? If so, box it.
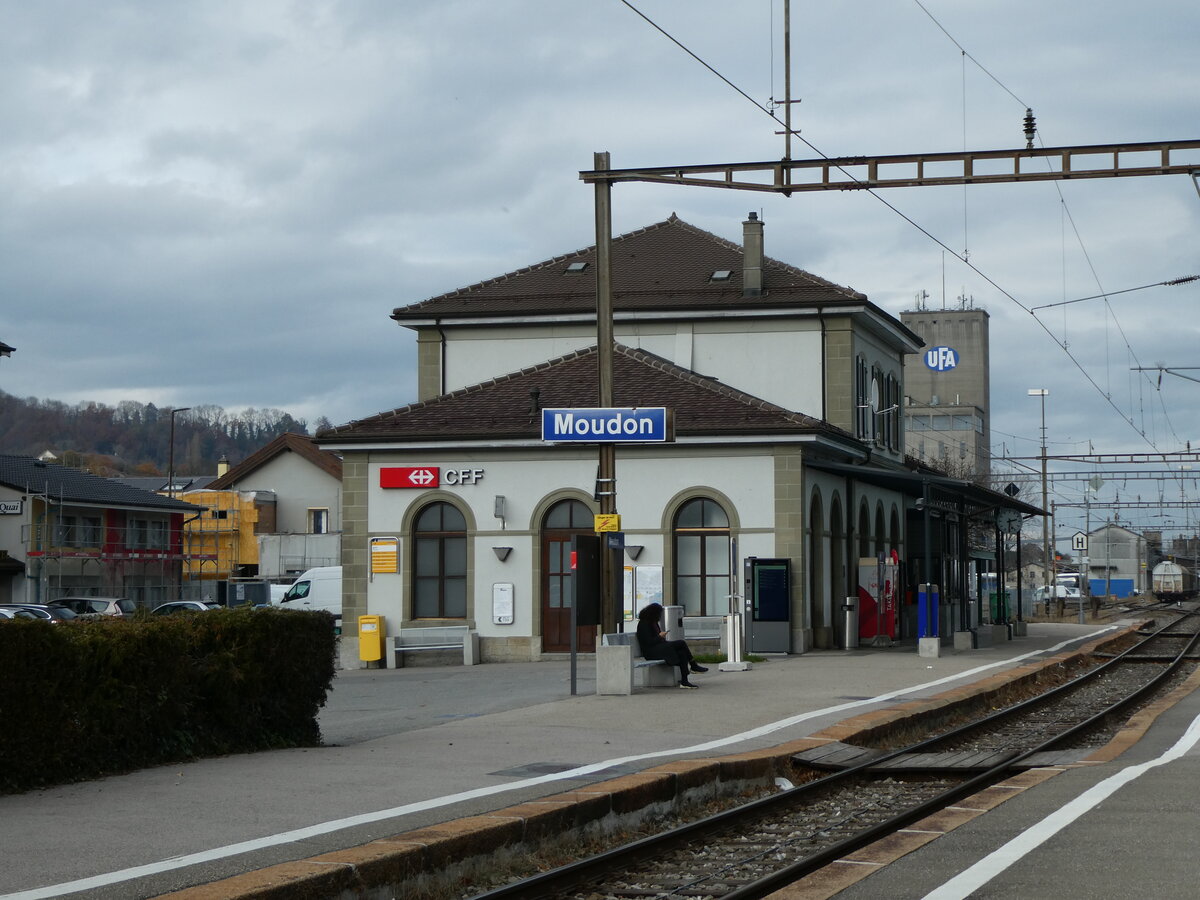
[461,612,1200,900]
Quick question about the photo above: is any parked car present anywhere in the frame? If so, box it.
[49,597,137,618]
[0,603,77,623]
[151,601,219,615]
[0,608,38,620]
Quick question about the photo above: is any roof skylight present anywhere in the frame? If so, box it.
[710,269,733,282]
[565,261,589,274]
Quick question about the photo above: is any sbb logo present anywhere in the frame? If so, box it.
[380,467,440,489]
[924,346,958,372]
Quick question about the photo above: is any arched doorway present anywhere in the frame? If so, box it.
[540,499,596,653]
[828,497,845,650]
[875,503,887,557]
[808,493,825,644]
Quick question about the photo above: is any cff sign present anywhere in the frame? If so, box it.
[380,467,486,488]
[541,407,669,442]
[924,346,959,371]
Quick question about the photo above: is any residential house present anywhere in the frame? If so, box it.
[206,432,343,581]
[0,454,201,607]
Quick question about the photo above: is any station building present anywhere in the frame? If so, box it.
[319,214,1038,662]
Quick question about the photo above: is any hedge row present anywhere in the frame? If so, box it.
[0,608,337,794]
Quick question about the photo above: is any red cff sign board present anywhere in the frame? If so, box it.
[380,466,441,489]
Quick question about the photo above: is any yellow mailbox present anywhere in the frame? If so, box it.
[358,615,387,664]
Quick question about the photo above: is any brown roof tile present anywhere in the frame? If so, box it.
[208,433,342,488]
[391,215,864,321]
[321,345,847,445]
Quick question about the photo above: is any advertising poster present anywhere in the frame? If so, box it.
[858,554,898,640]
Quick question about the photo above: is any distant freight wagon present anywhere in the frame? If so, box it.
[1152,561,1196,603]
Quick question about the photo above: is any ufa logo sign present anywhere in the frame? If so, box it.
[924,346,958,371]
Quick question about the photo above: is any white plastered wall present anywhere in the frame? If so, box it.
[362,445,780,645]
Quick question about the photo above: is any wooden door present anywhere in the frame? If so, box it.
[542,511,597,652]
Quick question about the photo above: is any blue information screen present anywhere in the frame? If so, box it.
[753,561,791,622]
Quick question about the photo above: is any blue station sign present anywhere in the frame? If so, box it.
[541,407,670,443]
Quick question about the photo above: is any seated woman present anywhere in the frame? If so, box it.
[635,602,708,689]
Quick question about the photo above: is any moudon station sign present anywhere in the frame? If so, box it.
[541,407,671,443]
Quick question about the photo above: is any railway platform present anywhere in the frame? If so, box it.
[0,619,1172,900]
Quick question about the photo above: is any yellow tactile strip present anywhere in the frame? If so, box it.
[158,624,1171,900]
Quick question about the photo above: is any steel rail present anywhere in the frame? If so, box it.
[466,612,1196,900]
[723,615,1200,900]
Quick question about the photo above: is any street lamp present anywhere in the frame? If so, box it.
[1027,389,1050,612]
[168,407,192,500]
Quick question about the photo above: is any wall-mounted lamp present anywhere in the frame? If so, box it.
[494,495,506,531]
[493,547,513,562]
[625,545,644,561]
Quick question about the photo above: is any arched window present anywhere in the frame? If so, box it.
[855,355,870,437]
[673,498,731,616]
[413,502,467,618]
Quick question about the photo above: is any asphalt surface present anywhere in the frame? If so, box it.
[0,621,1167,900]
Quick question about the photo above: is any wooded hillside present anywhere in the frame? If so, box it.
[0,392,331,476]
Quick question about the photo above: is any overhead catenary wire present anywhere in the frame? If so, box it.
[911,0,1029,108]
[1030,276,1199,311]
[617,1,1196,533]
[910,0,1187,452]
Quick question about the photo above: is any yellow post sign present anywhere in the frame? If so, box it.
[594,513,621,533]
[370,537,399,574]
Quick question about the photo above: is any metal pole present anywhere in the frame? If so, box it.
[1015,530,1023,622]
[1028,389,1051,613]
[594,151,617,636]
[922,480,933,637]
[783,0,792,162]
[1104,518,1112,609]
[168,406,190,602]
[169,414,177,501]
[1039,393,1050,612]
[1081,495,1091,623]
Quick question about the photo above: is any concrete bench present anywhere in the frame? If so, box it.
[393,625,480,668]
[596,632,676,695]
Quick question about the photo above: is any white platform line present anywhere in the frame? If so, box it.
[1,627,1114,900]
[923,709,1200,900]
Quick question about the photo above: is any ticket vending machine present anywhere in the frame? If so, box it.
[744,557,791,653]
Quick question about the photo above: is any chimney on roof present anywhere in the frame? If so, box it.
[742,212,763,297]
[217,455,230,477]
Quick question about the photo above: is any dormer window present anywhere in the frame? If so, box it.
[564,261,589,274]
[710,269,733,282]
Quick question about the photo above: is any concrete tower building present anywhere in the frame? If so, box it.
[900,300,991,479]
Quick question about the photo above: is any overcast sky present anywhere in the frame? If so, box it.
[1,1,1198,540]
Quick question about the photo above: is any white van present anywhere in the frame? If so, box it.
[279,566,342,626]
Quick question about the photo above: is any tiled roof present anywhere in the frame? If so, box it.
[320,345,847,444]
[208,433,343,489]
[0,455,202,512]
[111,475,218,493]
[391,214,865,321]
